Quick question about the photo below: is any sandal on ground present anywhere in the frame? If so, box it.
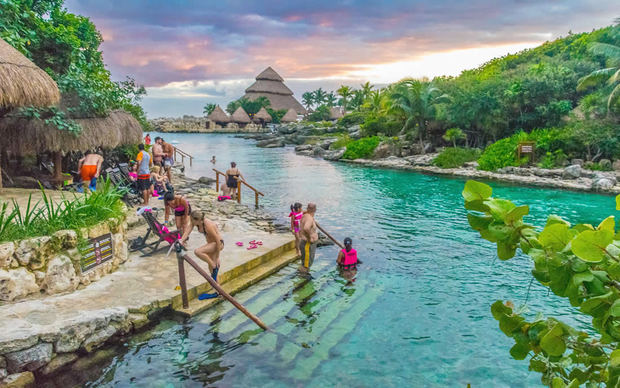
[247,244,258,250]
[198,293,219,300]
[235,241,244,246]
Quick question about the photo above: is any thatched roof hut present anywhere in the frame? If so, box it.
[207,105,230,124]
[280,108,298,123]
[243,67,306,114]
[329,107,344,121]
[231,106,251,125]
[0,110,142,154]
[0,38,60,112]
[253,107,272,123]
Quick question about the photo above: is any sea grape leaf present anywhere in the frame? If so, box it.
[505,205,529,224]
[489,223,512,240]
[462,180,492,202]
[539,223,571,252]
[491,300,512,320]
[499,313,524,335]
[540,323,566,357]
[610,349,620,367]
[485,198,517,221]
[545,214,570,227]
[573,224,594,233]
[497,242,517,260]
[611,300,620,317]
[616,194,620,211]
[571,230,614,263]
[510,340,530,360]
[467,213,492,231]
[464,199,490,212]
[598,216,615,232]
[572,271,594,286]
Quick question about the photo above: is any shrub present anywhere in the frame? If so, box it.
[433,147,481,168]
[342,136,381,159]
[331,134,353,150]
[307,105,331,122]
[0,179,125,243]
[338,111,366,127]
[537,149,568,169]
[361,114,402,137]
[477,132,528,171]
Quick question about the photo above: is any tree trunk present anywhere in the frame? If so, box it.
[53,151,63,181]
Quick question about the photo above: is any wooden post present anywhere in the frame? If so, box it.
[177,255,189,309]
[255,191,259,208]
[215,172,219,191]
[182,254,269,330]
[237,182,241,203]
[316,222,344,249]
[190,156,192,167]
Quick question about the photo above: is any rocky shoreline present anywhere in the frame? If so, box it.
[240,122,620,195]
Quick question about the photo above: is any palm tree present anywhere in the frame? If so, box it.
[443,128,466,148]
[313,88,327,106]
[325,92,337,107]
[576,36,620,115]
[203,103,216,116]
[337,85,352,113]
[364,90,385,114]
[360,81,374,99]
[389,79,450,153]
[302,92,314,110]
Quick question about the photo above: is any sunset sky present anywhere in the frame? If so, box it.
[64,0,618,118]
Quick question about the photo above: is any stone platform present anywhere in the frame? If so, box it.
[0,221,294,381]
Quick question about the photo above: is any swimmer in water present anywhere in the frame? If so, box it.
[337,237,358,282]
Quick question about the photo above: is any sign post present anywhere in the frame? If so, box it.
[79,233,114,272]
[517,141,536,165]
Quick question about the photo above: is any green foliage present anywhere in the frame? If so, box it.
[464,180,620,386]
[361,114,402,137]
[338,111,366,127]
[266,108,286,124]
[0,179,125,243]
[203,103,216,116]
[330,134,353,150]
[307,105,331,122]
[477,132,528,171]
[226,96,270,115]
[432,147,480,168]
[537,150,568,169]
[0,1,149,130]
[342,136,381,159]
[443,128,466,147]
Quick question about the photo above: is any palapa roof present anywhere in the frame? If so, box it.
[280,108,298,123]
[0,38,60,111]
[0,110,142,155]
[329,107,344,120]
[253,107,272,122]
[231,106,251,124]
[243,67,306,114]
[207,105,230,123]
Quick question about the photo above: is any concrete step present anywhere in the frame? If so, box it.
[172,246,298,317]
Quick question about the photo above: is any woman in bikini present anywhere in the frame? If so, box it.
[288,202,303,256]
[226,162,244,199]
[164,192,191,236]
[180,210,224,299]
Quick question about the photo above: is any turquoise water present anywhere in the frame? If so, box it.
[83,134,618,387]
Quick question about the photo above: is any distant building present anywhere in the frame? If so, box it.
[243,67,306,115]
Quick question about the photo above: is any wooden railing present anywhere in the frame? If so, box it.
[213,168,264,208]
[173,146,193,167]
[174,243,269,330]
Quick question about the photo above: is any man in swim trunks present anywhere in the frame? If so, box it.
[152,137,164,167]
[161,138,175,182]
[299,203,318,272]
[77,150,103,192]
[136,144,152,205]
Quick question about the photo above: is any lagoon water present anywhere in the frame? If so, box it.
[75,134,618,387]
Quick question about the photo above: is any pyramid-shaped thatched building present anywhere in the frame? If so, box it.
[243,67,306,115]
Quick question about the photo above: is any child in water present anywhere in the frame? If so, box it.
[337,237,358,282]
[288,202,303,256]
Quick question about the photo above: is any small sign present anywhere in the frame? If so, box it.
[80,233,113,272]
[517,141,536,163]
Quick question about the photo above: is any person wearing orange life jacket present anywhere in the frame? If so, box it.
[337,237,358,270]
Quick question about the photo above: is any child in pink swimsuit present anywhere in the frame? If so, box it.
[288,202,303,257]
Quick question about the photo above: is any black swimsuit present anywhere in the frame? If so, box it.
[227,172,239,188]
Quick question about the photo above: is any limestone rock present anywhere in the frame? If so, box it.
[312,146,325,157]
[0,268,39,301]
[614,160,620,171]
[5,343,52,373]
[52,230,78,249]
[0,335,39,355]
[294,144,312,152]
[42,255,78,294]
[15,236,52,269]
[1,371,34,387]
[53,324,95,353]
[0,242,15,270]
[592,177,617,191]
[562,165,582,179]
[88,222,110,239]
[82,325,118,353]
[40,353,77,376]
[0,368,6,380]
[570,159,584,167]
[324,149,345,161]
[599,159,612,170]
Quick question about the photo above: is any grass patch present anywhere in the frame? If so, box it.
[0,178,125,243]
[342,136,381,159]
[331,134,353,150]
[432,147,481,169]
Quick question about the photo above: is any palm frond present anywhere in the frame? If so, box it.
[589,42,620,62]
[607,82,620,113]
[576,68,617,91]
[608,68,620,84]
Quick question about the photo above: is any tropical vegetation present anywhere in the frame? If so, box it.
[0,0,150,132]
[463,180,620,387]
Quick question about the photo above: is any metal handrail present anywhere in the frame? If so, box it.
[213,168,264,208]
